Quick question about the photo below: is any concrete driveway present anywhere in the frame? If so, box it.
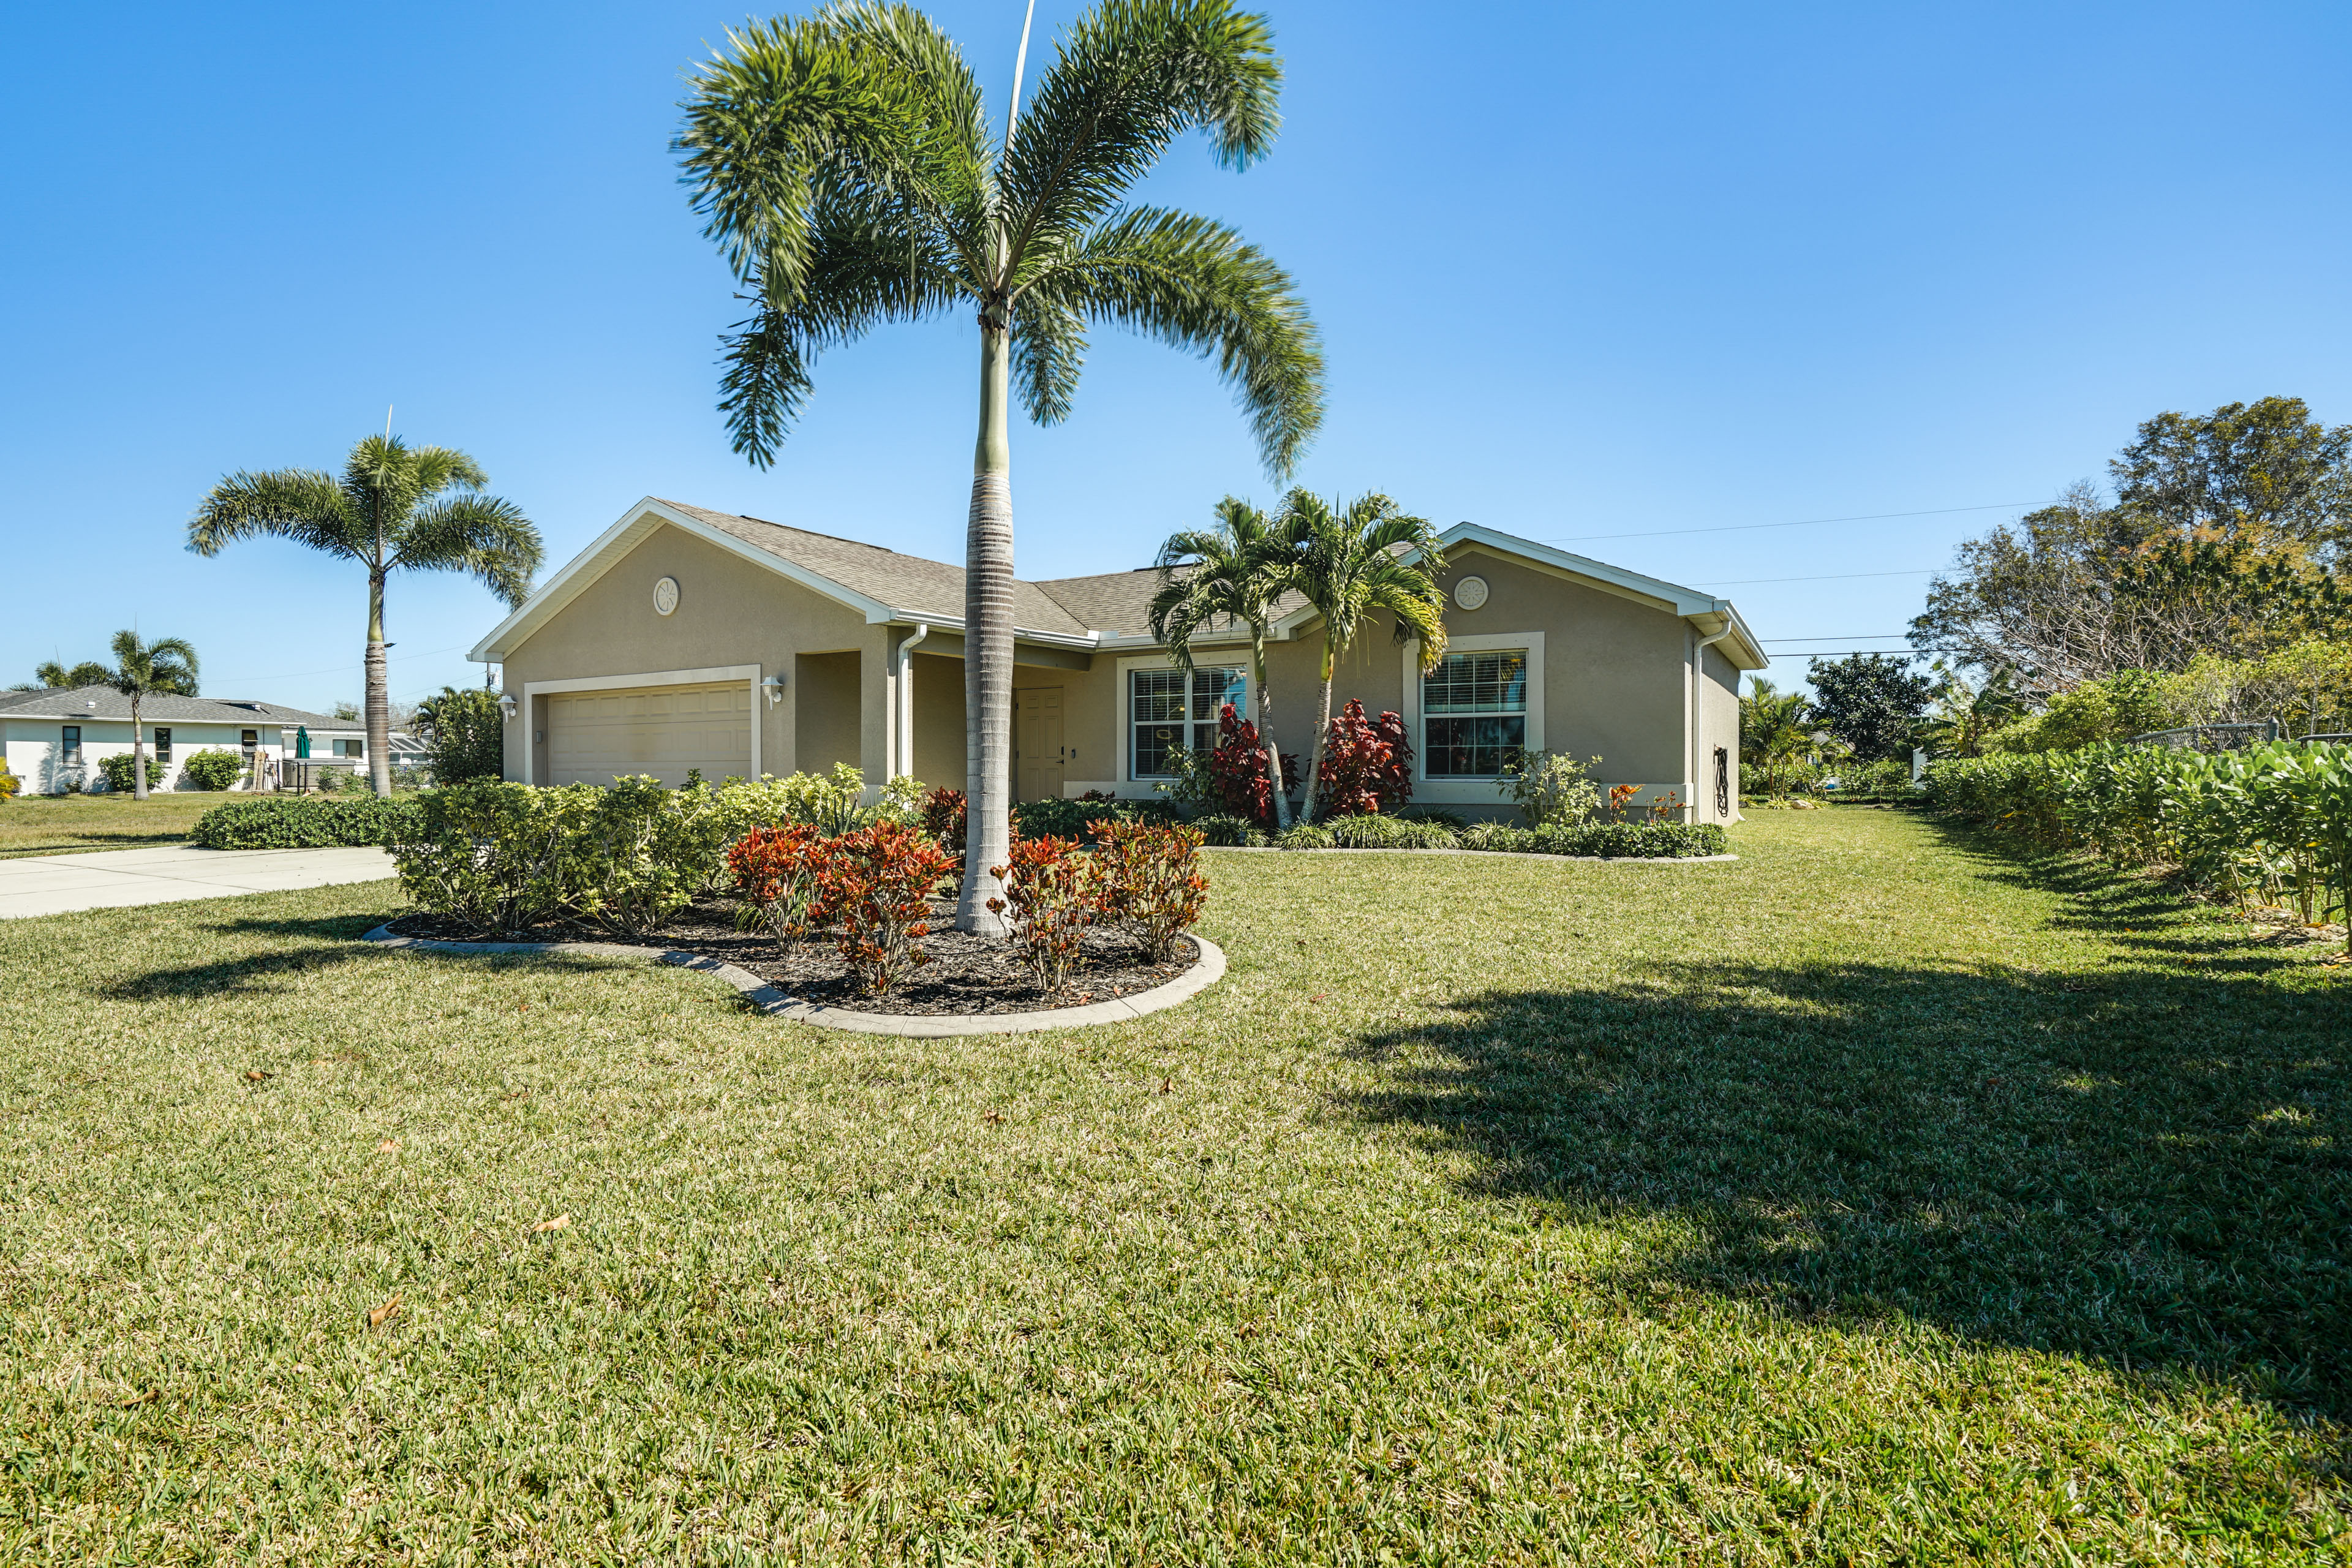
[0,844,396,920]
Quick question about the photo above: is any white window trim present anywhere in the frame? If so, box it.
[1401,631,1545,802]
[1114,653,1251,788]
[520,663,763,785]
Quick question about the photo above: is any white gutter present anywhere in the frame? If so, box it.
[892,622,929,777]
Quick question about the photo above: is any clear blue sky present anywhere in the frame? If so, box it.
[6,1,2348,710]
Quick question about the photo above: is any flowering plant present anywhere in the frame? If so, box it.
[986,834,1101,990]
[1090,820,1208,962]
[818,821,956,994]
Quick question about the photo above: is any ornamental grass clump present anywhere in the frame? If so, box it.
[725,823,829,951]
[818,821,956,995]
[986,835,1102,992]
[1090,821,1208,963]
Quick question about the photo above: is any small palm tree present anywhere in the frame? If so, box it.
[37,659,118,690]
[678,0,1325,933]
[1264,490,1447,821]
[1149,498,1294,827]
[104,630,200,801]
[1740,678,1814,795]
[190,435,541,796]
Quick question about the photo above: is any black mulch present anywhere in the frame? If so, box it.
[384,894,1200,1016]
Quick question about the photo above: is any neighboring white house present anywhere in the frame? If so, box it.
[0,686,374,793]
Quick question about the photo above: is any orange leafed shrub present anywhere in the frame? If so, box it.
[1090,820,1208,963]
[986,834,1101,992]
[726,823,829,949]
[818,821,956,995]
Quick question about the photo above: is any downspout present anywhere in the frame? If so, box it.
[1690,610,1736,823]
[894,622,929,781]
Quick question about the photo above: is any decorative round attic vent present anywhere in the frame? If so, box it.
[653,576,680,616]
[1452,575,1489,611]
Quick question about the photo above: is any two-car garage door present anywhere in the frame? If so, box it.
[546,681,752,788]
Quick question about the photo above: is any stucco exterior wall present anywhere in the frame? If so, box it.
[1,718,345,794]
[1699,641,1743,822]
[499,522,870,782]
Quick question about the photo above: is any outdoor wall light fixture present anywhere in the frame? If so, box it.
[497,693,518,723]
[761,673,786,709]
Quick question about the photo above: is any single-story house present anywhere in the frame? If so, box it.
[0,687,372,794]
[472,497,1765,823]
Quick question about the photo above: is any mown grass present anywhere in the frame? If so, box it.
[0,810,2345,1563]
[0,793,224,859]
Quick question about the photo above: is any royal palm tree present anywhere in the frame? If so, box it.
[1263,490,1447,821]
[104,630,200,801]
[1148,497,1294,826]
[678,0,1324,933]
[190,435,541,796]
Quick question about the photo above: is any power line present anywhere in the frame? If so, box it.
[1699,567,1939,587]
[200,641,479,687]
[1542,501,2032,546]
[1760,635,1910,642]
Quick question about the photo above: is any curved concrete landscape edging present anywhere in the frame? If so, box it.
[360,924,1226,1038]
[1204,846,1738,865]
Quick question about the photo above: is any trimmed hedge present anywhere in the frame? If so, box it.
[1458,820,1727,858]
[190,796,414,850]
[1011,796,1182,839]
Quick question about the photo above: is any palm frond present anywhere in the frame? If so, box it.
[187,469,366,559]
[1027,205,1321,477]
[393,496,544,608]
[1011,291,1088,425]
[1002,0,1281,263]
[105,630,201,697]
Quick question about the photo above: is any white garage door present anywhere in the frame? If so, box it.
[546,681,752,788]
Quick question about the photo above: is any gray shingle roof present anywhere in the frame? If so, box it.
[0,686,368,730]
[658,500,1093,637]
[1031,568,1308,639]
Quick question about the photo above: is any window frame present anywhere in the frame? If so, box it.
[61,725,81,762]
[1400,631,1546,798]
[1117,654,1251,784]
[154,726,172,762]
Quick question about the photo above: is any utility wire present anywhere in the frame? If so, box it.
[200,640,479,687]
[1542,501,2032,545]
[1699,567,1939,587]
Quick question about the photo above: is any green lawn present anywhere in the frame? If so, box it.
[1,810,2345,1563]
[0,791,224,859]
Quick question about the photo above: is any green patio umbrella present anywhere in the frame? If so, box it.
[295,726,311,759]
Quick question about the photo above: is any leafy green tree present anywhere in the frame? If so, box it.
[1261,491,1446,821]
[189,435,541,797]
[103,630,200,801]
[412,685,505,784]
[677,0,1324,933]
[1149,498,1295,827]
[1806,654,1934,763]
[2109,396,2352,556]
[34,659,126,691]
[1917,662,2026,758]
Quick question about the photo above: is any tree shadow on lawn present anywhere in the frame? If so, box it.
[91,911,621,999]
[1346,847,2352,1417]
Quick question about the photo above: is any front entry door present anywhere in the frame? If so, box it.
[1017,688,1064,802]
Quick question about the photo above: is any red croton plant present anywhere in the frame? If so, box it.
[1206,703,1298,827]
[985,834,1099,990]
[1089,820,1208,963]
[725,823,828,947]
[1315,699,1414,816]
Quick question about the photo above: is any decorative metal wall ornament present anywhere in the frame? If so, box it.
[653,576,680,616]
[1452,575,1489,611]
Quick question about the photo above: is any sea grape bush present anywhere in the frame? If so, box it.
[1927,740,2352,947]
[1090,820,1208,962]
[987,835,1101,990]
[1315,700,1413,817]
[816,821,957,994]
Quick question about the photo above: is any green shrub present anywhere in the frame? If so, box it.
[413,685,505,783]
[1012,795,1181,839]
[1190,813,1268,847]
[1550,821,1728,858]
[0,767,21,801]
[1459,821,1535,853]
[1273,821,1333,850]
[1398,807,1466,830]
[712,765,922,844]
[1499,750,1602,827]
[190,796,413,850]
[387,781,597,937]
[181,749,244,791]
[97,752,170,793]
[571,775,725,938]
[1322,813,1458,850]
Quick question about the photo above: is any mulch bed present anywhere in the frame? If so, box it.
[384,894,1200,1016]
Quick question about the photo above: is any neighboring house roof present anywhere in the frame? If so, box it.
[470,496,1766,669]
[0,686,368,731]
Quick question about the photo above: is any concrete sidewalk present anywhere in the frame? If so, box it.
[0,843,396,921]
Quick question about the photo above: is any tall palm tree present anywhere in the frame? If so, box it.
[189,435,541,796]
[104,630,200,801]
[678,0,1325,935]
[1263,490,1447,822]
[1148,497,1294,827]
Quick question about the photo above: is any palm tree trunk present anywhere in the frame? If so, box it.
[1252,639,1289,829]
[955,317,1016,937]
[366,571,392,796]
[130,691,148,801]
[1299,640,1335,824]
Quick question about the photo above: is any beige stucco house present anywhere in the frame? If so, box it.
[470,497,1766,823]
